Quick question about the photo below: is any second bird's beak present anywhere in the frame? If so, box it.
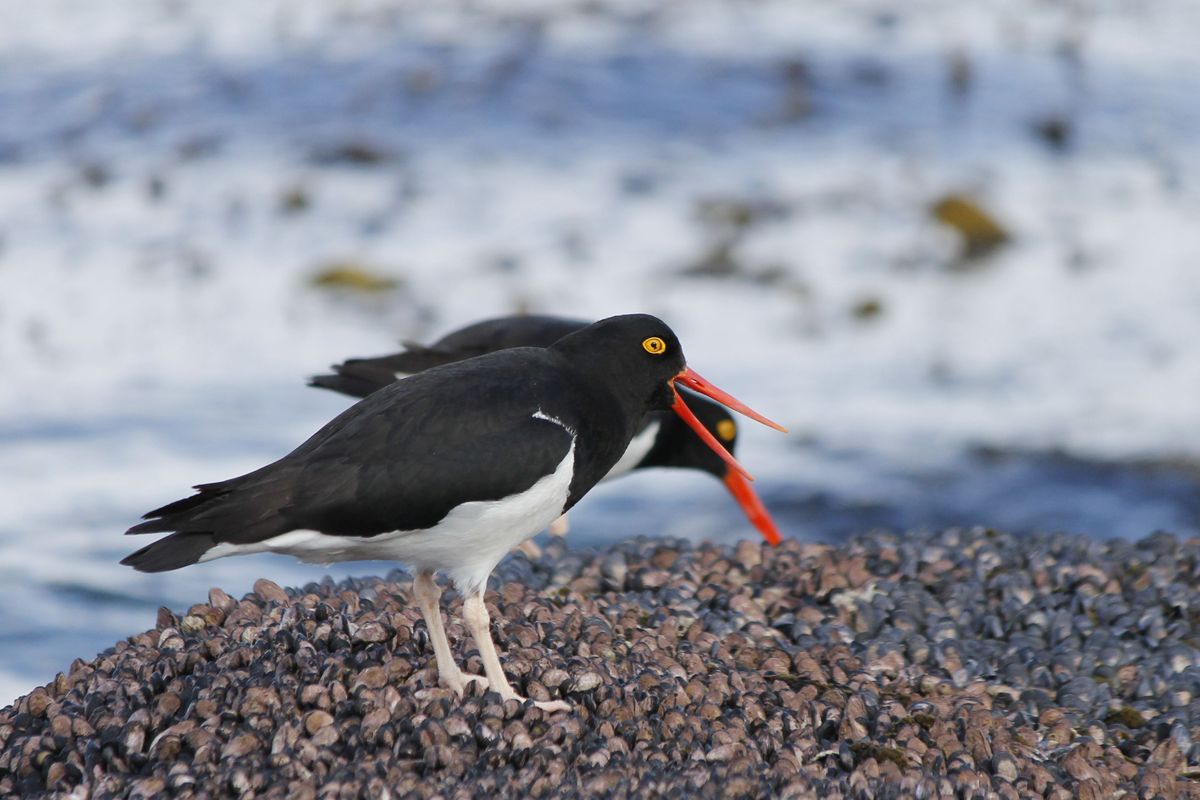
[722,470,783,546]
[669,367,787,483]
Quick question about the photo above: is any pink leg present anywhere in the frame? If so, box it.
[413,573,487,696]
[548,514,570,537]
[461,592,570,712]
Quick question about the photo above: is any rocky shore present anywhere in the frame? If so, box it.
[3,528,1200,798]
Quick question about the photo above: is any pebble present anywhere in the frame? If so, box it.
[304,710,334,735]
[569,672,603,693]
[5,528,1200,798]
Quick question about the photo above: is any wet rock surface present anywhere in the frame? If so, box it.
[4,528,1200,798]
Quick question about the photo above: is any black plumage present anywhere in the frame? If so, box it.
[124,317,680,572]
[308,313,782,544]
[122,313,784,711]
[309,315,586,397]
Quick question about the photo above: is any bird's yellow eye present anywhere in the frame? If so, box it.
[716,420,736,441]
[642,336,667,355]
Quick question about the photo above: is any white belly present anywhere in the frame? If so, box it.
[200,440,576,595]
[601,420,659,482]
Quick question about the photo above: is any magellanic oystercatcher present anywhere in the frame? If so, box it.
[310,315,782,545]
[122,314,787,710]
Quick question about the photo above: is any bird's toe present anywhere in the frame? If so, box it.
[531,698,571,713]
[443,672,489,697]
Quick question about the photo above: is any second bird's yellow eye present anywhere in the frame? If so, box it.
[716,420,736,441]
[642,336,666,355]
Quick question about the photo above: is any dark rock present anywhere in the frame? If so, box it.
[6,529,1200,798]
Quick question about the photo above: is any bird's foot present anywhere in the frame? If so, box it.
[444,672,569,711]
[458,593,571,713]
[441,670,489,698]
[495,690,570,713]
[488,680,570,711]
[530,698,571,713]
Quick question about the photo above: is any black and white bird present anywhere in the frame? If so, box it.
[310,315,782,545]
[122,314,786,711]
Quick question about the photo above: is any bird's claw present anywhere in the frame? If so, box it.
[442,672,489,697]
[530,698,571,713]
[494,690,570,712]
[445,674,569,711]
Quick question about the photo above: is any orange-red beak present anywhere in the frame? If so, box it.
[669,367,788,485]
[723,470,783,546]
[674,368,788,432]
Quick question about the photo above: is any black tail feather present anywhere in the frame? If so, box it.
[308,372,389,400]
[121,532,217,572]
[308,347,476,400]
[126,483,235,534]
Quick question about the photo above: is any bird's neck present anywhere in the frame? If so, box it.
[548,358,651,511]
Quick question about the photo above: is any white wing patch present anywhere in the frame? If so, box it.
[532,408,576,435]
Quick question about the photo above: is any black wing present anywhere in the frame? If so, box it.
[123,352,574,572]
[433,316,588,351]
[309,315,589,399]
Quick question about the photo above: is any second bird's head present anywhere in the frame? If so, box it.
[643,392,783,547]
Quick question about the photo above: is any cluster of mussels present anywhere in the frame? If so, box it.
[3,528,1200,798]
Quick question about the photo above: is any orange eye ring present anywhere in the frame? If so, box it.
[642,336,667,355]
[716,419,737,441]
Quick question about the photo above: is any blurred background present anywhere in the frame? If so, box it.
[1,0,1198,702]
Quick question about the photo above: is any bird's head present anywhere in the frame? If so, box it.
[552,313,787,485]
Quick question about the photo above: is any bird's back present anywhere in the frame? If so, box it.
[125,348,585,571]
[310,315,588,398]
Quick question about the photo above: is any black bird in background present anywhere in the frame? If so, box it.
[311,315,782,545]
[123,315,787,710]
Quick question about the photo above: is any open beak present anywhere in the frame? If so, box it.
[669,367,788,483]
[674,368,788,432]
[723,470,783,546]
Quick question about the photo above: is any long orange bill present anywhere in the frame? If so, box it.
[723,471,783,546]
[674,368,788,432]
[669,367,787,483]
[670,390,755,481]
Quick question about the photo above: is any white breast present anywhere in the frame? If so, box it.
[602,420,660,482]
[200,439,576,595]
